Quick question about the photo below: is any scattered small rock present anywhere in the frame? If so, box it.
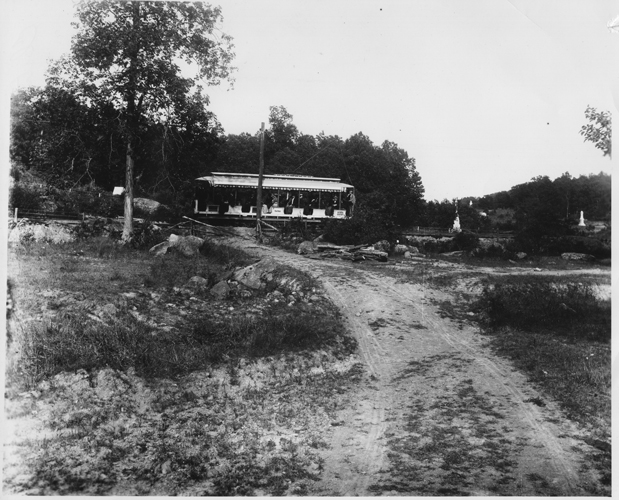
[373,240,390,253]
[297,240,317,255]
[186,276,209,289]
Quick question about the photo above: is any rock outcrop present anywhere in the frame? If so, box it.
[233,258,279,291]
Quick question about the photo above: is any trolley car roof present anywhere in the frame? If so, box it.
[196,172,353,192]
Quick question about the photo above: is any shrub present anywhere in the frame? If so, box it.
[542,236,610,259]
[413,237,453,254]
[280,218,316,241]
[452,230,479,251]
[199,240,253,269]
[323,206,396,245]
[9,183,43,210]
[130,222,166,250]
[72,218,117,239]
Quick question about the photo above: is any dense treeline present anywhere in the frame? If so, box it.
[10,85,223,205]
[477,173,611,222]
[10,88,425,226]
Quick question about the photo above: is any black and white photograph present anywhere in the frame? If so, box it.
[2,0,614,496]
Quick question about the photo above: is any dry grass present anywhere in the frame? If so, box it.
[5,237,360,495]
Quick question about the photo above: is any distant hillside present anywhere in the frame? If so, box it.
[473,172,610,223]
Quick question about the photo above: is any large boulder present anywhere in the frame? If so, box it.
[169,234,205,257]
[232,258,306,293]
[134,197,167,215]
[561,252,595,262]
[149,234,205,257]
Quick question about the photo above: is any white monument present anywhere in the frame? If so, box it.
[452,198,461,232]
[453,214,461,232]
[578,211,586,227]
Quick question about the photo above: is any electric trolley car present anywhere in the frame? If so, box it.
[194,172,355,222]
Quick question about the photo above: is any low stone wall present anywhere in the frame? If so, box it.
[8,219,76,244]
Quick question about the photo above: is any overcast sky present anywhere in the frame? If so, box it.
[2,0,617,201]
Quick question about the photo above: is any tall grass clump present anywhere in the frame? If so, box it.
[13,313,229,385]
[477,276,610,342]
[145,253,213,289]
[193,309,355,360]
[13,306,354,387]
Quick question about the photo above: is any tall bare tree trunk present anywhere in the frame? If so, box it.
[122,1,140,244]
[122,138,134,242]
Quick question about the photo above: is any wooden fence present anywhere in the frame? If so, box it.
[10,208,85,222]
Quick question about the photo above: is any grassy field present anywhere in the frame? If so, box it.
[5,236,360,495]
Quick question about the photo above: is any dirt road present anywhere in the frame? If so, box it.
[237,239,606,496]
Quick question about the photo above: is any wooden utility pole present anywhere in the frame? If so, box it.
[256,122,265,241]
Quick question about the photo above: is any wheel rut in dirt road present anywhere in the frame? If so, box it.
[236,242,602,496]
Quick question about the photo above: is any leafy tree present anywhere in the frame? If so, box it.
[11,85,125,190]
[215,133,261,173]
[580,106,612,158]
[571,172,611,222]
[50,0,235,241]
[266,105,299,153]
[10,88,42,170]
[420,199,456,228]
